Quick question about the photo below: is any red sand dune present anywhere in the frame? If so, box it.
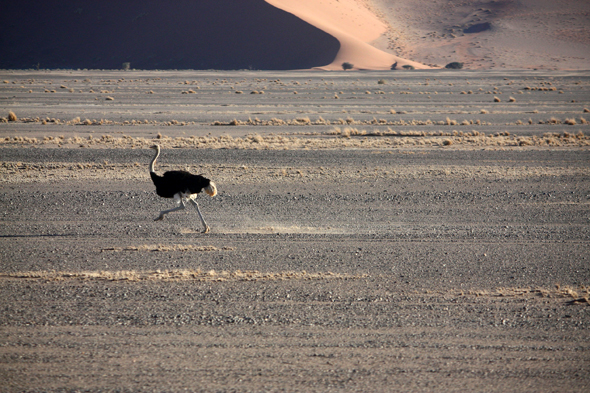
[5,0,583,70]
[266,0,429,70]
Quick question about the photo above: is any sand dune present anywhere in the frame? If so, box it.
[266,0,429,70]
[267,0,590,70]
[1,0,587,70]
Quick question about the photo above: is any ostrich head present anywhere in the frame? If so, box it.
[205,181,217,197]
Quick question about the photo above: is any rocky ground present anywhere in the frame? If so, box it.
[0,70,589,392]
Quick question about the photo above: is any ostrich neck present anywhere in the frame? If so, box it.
[150,148,160,173]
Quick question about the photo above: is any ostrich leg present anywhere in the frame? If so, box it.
[155,193,186,221]
[189,197,210,233]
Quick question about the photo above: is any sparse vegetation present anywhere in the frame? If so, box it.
[341,62,354,71]
[1,72,588,387]
[564,118,576,125]
[445,62,464,69]
[1,72,587,152]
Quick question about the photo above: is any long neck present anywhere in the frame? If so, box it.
[150,147,160,173]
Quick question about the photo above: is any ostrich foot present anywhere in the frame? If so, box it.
[202,226,210,234]
[154,215,164,221]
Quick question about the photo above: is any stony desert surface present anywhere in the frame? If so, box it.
[0,69,589,392]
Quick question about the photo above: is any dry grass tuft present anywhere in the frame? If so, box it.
[493,96,501,102]
[564,118,577,125]
[8,111,17,121]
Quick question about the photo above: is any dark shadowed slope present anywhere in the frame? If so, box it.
[0,0,339,70]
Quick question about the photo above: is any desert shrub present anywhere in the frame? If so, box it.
[564,118,576,125]
[402,65,415,70]
[122,62,131,71]
[445,62,464,69]
[342,62,354,70]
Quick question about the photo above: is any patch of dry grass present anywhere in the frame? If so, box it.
[211,116,488,127]
[0,270,366,282]
[100,244,233,252]
[458,285,590,302]
[0,115,196,127]
[1,129,589,153]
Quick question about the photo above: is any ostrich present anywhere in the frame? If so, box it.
[149,145,217,233]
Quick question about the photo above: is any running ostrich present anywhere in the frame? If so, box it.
[148,145,217,233]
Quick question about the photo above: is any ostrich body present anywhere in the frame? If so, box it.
[149,145,217,233]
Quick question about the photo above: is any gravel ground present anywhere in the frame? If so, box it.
[0,70,589,392]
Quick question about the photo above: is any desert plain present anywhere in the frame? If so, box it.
[0,69,589,392]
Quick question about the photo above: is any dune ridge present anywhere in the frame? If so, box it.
[266,0,429,70]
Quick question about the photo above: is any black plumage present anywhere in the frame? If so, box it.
[150,170,211,199]
[149,145,217,232]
